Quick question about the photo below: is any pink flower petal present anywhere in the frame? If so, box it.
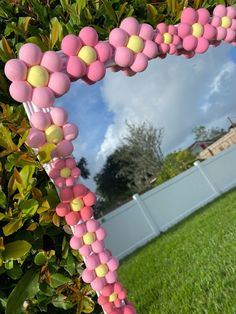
[61,34,82,56]
[120,17,140,35]
[63,123,79,141]
[96,228,107,241]
[56,140,74,158]
[65,158,76,168]
[65,211,80,225]
[178,24,192,38]
[91,277,106,291]
[9,81,32,103]
[82,269,95,283]
[95,42,112,62]
[216,26,227,40]
[71,167,81,177]
[83,191,96,206]
[159,43,169,55]
[79,245,92,256]
[19,43,42,66]
[195,37,209,54]
[67,56,87,79]
[50,107,68,126]
[30,111,51,131]
[114,47,134,68]
[130,53,148,73]
[54,177,66,188]
[48,72,70,97]
[4,59,27,82]
[168,25,176,35]
[56,203,70,217]
[32,87,55,108]
[40,51,62,72]
[156,23,168,34]
[139,23,154,40]
[73,184,88,198]
[203,24,217,40]
[181,8,198,24]
[109,28,129,47]
[86,255,99,269]
[70,236,83,250]
[74,224,86,237]
[107,258,119,271]
[87,60,106,82]
[92,240,104,253]
[226,6,236,19]
[79,26,98,46]
[49,168,60,179]
[80,206,93,221]
[105,271,117,283]
[142,40,158,59]
[211,16,221,28]
[183,35,198,51]
[213,5,227,18]
[60,187,73,203]
[27,128,45,148]
[225,28,235,42]
[197,8,210,25]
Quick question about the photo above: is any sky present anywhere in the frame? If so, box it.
[56,43,236,191]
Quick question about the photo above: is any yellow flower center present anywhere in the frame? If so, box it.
[70,198,84,212]
[127,35,144,53]
[109,292,118,302]
[27,65,49,88]
[221,16,232,28]
[83,232,96,245]
[192,23,204,38]
[78,46,97,65]
[45,125,63,144]
[163,32,172,44]
[60,167,71,178]
[95,264,108,278]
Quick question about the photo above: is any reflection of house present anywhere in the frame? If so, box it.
[198,127,236,160]
[188,139,218,156]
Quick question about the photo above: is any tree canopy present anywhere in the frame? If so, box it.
[94,122,164,213]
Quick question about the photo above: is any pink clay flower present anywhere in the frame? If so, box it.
[211,5,236,43]
[154,23,181,55]
[49,157,81,188]
[82,250,119,291]
[178,7,217,54]
[61,27,112,82]
[26,107,78,158]
[98,282,127,313]
[4,43,70,107]
[56,184,96,225]
[109,17,158,73]
[70,219,106,256]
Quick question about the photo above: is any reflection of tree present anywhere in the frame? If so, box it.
[192,126,226,141]
[76,157,90,179]
[94,122,164,215]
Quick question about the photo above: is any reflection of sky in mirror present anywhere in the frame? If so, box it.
[57,44,236,191]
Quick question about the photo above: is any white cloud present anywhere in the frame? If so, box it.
[98,44,236,163]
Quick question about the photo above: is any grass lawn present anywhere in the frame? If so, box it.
[118,188,236,314]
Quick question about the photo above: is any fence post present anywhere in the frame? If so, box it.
[194,160,221,196]
[133,193,160,236]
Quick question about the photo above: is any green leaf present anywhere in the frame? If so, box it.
[6,269,39,314]
[3,240,31,261]
[102,0,118,23]
[50,17,63,48]
[6,263,23,280]
[81,296,95,313]
[26,36,49,51]
[38,143,56,164]
[0,213,5,221]
[34,251,47,266]
[52,295,74,310]
[50,273,72,288]
[18,17,31,33]
[0,187,7,209]
[2,218,23,236]
[20,199,39,217]
[0,123,18,151]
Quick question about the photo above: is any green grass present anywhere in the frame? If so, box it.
[118,188,236,314]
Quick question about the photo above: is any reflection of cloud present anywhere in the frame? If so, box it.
[98,44,236,162]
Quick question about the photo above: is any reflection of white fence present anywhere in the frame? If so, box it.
[100,145,236,260]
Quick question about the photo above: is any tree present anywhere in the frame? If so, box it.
[192,126,226,141]
[77,157,90,179]
[94,122,164,212]
[155,149,196,185]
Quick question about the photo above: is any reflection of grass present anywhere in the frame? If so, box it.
[118,188,236,314]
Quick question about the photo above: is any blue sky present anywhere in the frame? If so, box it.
[56,44,236,191]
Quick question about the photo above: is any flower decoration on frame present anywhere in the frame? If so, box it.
[27,107,78,158]
[4,44,70,108]
[61,26,112,83]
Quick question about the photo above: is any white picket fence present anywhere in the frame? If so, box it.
[100,144,236,260]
